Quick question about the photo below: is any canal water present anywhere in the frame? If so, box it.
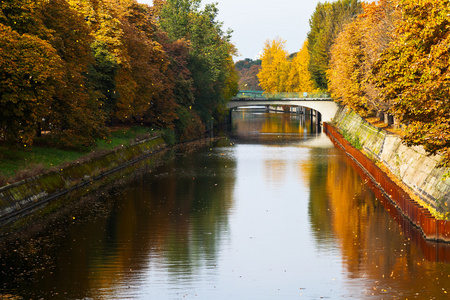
[1,108,450,299]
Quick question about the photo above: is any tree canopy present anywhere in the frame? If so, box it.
[325,0,450,166]
[372,0,450,166]
[0,23,63,147]
[257,38,316,94]
[159,0,238,122]
[0,0,238,147]
[328,0,398,116]
[307,0,362,90]
[235,58,262,91]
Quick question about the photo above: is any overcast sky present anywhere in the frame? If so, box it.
[140,0,323,61]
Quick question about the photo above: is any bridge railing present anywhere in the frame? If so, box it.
[234,91,331,99]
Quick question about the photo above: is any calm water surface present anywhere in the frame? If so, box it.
[1,108,450,299]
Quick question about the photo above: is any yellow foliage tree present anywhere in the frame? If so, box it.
[257,37,289,93]
[285,41,315,93]
[68,0,125,63]
[258,38,316,94]
[327,18,368,115]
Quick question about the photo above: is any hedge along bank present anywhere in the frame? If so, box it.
[325,106,450,242]
[0,137,166,231]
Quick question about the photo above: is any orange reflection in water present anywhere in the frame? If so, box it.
[324,150,450,298]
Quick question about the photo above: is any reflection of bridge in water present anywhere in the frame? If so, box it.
[229,91,338,123]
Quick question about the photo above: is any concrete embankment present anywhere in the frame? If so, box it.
[0,137,166,229]
[325,106,450,242]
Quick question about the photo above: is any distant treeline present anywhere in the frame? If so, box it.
[234,59,262,91]
[0,0,238,149]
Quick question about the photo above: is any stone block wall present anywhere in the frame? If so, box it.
[333,106,450,212]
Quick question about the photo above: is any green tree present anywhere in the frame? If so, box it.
[86,41,119,120]
[307,0,362,90]
[159,0,238,122]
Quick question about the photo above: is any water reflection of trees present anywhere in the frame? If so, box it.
[231,109,318,143]
[307,148,336,246]
[81,144,237,297]
[0,143,237,299]
[308,148,450,298]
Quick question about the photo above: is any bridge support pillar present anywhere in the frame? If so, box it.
[227,108,233,130]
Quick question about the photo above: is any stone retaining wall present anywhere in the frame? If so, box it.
[324,122,450,242]
[0,137,166,225]
[332,106,450,213]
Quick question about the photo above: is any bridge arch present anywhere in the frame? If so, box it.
[227,98,338,123]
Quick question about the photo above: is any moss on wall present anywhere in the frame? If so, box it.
[0,137,166,224]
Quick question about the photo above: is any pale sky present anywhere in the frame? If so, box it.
[140,0,323,61]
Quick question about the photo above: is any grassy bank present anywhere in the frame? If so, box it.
[0,126,160,186]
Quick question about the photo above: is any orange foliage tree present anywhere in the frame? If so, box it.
[328,0,399,117]
[119,2,178,128]
[328,17,368,115]
[0,24,63,147]
[41,0,107,148]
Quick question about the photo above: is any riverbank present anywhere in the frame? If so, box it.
[0,126,160,184]
[325,106,450,242]
[0,133,226,239]
[0,135,166,235]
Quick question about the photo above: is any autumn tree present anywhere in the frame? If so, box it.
[372,0,450,166]
[68,0,129,122]
[257,38,316,94]
[0,0,50,38]
[0,0,237,147]
[117,2,178,128]
[328,0,399,117]
[0,24,63,147]
[235,59,262,91]
[285,41,316,93]
[67,0,178,128]
[328,18,368,115]
[68,0,125,61]
[40,0,107,148]
[361,0,399,116]
[257,37,289,93]
[307,0,362,90]
[156,32,194,108]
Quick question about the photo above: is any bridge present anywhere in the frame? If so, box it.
[228,91,338,123]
